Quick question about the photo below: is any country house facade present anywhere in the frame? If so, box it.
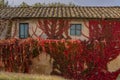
[0,6,120,40]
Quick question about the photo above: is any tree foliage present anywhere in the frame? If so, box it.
[33,3,45,7]
[0,1,76,7]
[0,0,9,7]
[19,2,29,7]
[32,2,76,7]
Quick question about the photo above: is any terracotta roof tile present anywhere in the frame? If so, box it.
[0,6,120,19]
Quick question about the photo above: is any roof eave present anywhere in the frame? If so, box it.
[11,17,120,20]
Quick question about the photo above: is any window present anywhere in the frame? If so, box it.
[70,24,82,36]
[19,23,29,39]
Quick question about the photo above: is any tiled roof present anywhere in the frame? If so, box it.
[0,6,120,19]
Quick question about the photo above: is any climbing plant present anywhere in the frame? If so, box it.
[0,20,120,80]
[0,19,12,39]
[32,19,71,39]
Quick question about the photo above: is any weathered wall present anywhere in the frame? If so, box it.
[0,25,8,39]
[11,19,89,40]
[108,54,120,72]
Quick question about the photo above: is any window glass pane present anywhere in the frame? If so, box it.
[76,24,81,30]
[70,25,75,29]
[70,30,76,35]
[70,24,82,36]
[20,25,24,36]
[19,23,28,38]
[24,25,28,38]
[20,35,25,38]
[76,30,81,35]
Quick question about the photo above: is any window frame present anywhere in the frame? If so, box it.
[70,24,82,36]
[19,23,29,39]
